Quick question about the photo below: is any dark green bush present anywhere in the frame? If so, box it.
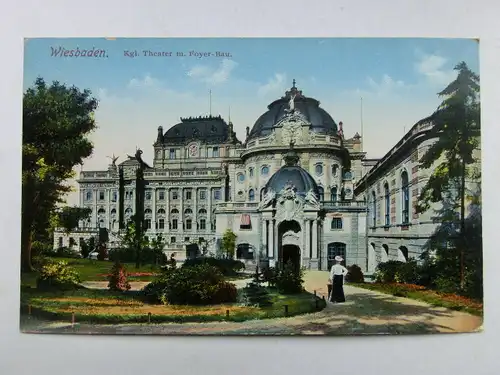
[31,241,53,257]
[182,257,245,276]
[374,260,406,283]
[142,264,238,305]
[394,259,421,284]
[36,259,81,290]
[275,260,304,294]
[53,246,80,258]
[109,247,167,265]
[262,267,277,287]
[345,264,364,283]
[241,282,273,307]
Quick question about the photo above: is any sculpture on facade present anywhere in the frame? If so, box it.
[286,93,296,112]
[258,189,276,209]
[107,154,119,166]
[305,189,320,209]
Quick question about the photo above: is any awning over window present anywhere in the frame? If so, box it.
[240,214,251,226]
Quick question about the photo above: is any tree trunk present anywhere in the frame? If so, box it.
[21,228,34,272]
[460,158,466,290]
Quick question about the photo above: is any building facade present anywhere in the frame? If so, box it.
[53,81,479,274]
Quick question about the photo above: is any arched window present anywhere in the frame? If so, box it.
[344,171,352,180]
[381,244,389,262]
[327,242,347,268]
[401,171,410,224]
[144,208,152,215]
[157,208,166,215]
[248,189,255,201]
[315,164,323,176]
[125,208,132,214]
[86,191,92,201]
[171,209,179,215]
[198,208,207,215]
[184,208,193,215]
[384,183,390,226]
[110,208,116,215]
[261,165,269,176]
[398,246,409,262]
[97,208,105,215]
[260,188,266,200]
[331,187,337,202]
[318,186,324,201]
[237,243,253,260]
[371,191,376,227]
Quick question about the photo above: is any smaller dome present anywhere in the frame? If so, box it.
[264,143,319,197]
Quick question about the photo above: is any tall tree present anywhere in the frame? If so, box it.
[221,229,237,259]
[22,78,98,271]
[416,61,480,290]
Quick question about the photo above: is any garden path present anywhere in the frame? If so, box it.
[24,271,483,335]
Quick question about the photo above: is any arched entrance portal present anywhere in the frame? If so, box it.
[277,220,301,271]
[282,245,300,273]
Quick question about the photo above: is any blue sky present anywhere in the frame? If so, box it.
[23,37,479,205]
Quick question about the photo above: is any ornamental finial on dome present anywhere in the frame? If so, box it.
[283,140,300,166]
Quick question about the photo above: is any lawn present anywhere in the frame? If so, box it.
[21,258,161,287]
[21,257,251,288]
[20,287,325,324]
[352,282,483,316]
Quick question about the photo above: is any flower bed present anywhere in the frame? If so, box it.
[353,282,483,316]
[20,287,326,324]
[96,272,157,278]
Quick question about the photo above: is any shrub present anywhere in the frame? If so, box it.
[109,247,167,265]
[374,260,406,283]
[31,241,53,257]
[107,261,131,292]
[262,267,277,287]
[182,257,245,276]
[394,259,421,284]
[54,246,80,258]
[97,244,108,261]
[142,264,238,305]
[345,264,364,283]
[275,260,304,294]
[36,259,81,290]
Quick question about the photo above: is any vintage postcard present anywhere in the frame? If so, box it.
[20,37,482,335]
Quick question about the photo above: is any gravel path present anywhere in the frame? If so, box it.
[22,271,482,336]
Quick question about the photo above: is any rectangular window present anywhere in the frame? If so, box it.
[170,236,176,243]
[144,219,152,229]
[172,190,178,200]
[185,190,192,200]
[200,219,206,230]
[186,219,192,230]
[214,189,221,200]
[158,190,165,200]
[212,147,219,157]
[172,219,178,230]
[112,191,117,202]
[99,191,105,200]
[85,191,92,201]
[330,218,343,230]
[184,237,190,243]
[199,190,206,200]
[145,191,152,200]
[159,219,165,229]
[169,149,175,159]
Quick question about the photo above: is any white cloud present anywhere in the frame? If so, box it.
[186,59,238,85]
[128,74,161,88]
[415,53,456,86]
[257,73,287,97]
[353,74,406,98]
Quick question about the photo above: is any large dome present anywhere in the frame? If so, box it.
[264,145,320,197]
[248,82,338,141]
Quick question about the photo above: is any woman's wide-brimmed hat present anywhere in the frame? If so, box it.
[334,255,344,262]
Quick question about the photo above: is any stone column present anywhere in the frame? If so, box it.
[165,187,170,234]
[269,219,274,260]
[179,187,184,235]
[304,219,310,259]
[207,187,212,232]
[193,187,198,236]
[152,187,156,234]
[312,219,318,259]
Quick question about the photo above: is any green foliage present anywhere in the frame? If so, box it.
[374,260,422,285]
[36,259,81,290]
[109,247,167,265]
[142,264,238,305]
[116,221,149,266]
[240,284,273,307]
[221,229,237,259]
[149,234,167,266]
[52,246,80,258]
[262,266,277,287]
[31,241,53,257]
[345,264,365,283]
[57,206,92,233]
[22,77,98,271]
[80,237,95,259]
[107,261,131,292]
[274,260,304,294]
[182,257,245,276]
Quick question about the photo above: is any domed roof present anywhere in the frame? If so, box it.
[161,115,238,145]
[248,81,338,141]
[264,143,320,197]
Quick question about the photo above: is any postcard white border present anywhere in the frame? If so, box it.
[1,0,499,374]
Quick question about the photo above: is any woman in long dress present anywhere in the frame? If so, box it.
[328,256,348,303]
